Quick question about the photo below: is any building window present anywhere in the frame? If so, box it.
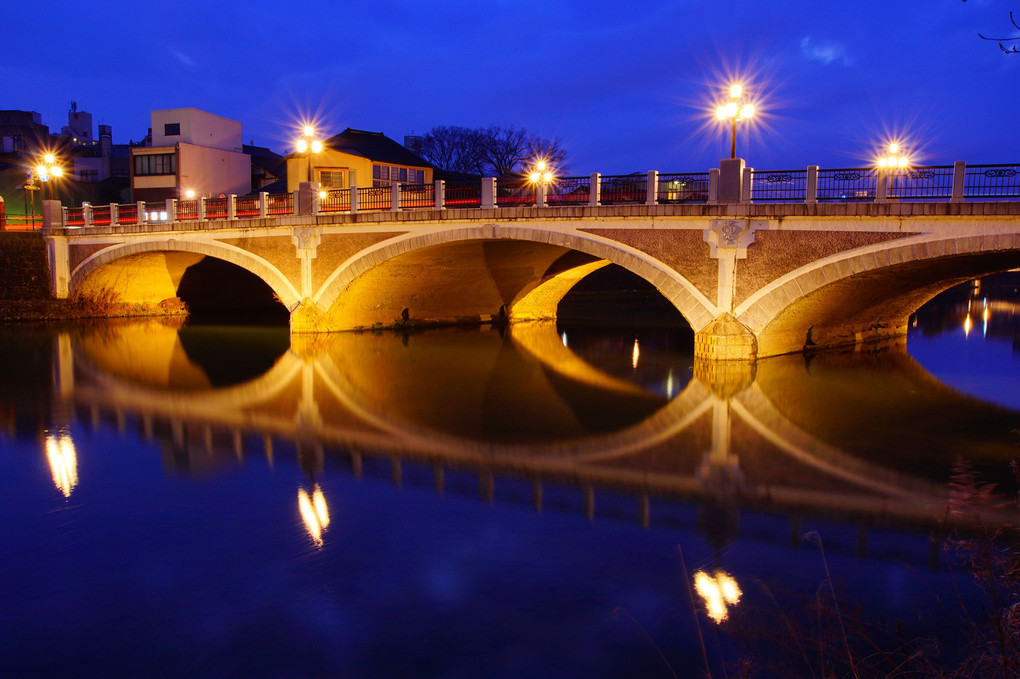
[318,170,345,189]
[164,123,180,136]
[134,153,176,176]
[371,164,425,187]
[79,170,98,182]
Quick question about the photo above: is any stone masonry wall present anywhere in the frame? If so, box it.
[0,233,51,300]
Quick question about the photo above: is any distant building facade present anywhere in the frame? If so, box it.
[286,128,433,193]
[131,108,250,202]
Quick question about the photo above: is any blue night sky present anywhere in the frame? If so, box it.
[6,0,1019,174]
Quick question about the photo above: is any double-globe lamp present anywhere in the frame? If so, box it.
[716,85,754,160]
[295,126,323,183]
[36,154,63,200]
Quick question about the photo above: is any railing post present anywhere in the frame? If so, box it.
[83,202,93,228]
[350,185,359,213]
[391,183,402,212]
[166,198,177,222]
[741,167,753,204]
[61,206,68,229]
[136,201,145,223]
[227,194,236,220]
[590,172,601,206]
[708,168,720,205]
[646,170,658,205]
[718,159,744,203]
[435,179,445,210]
[875,171,889,203]
[198,196,207,220]
[951,161,966,203]
[259,192,268,218]
[536,182,547,208]
[805,166,818,205]
[481,178,497,209]
[110,203,119,226]
[292,190,300,216]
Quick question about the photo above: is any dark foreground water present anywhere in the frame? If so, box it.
[1,276,1018,678]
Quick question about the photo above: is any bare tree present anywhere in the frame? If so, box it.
[417,124,568,177]
[964,2,1019,53]
[416,126,487,175]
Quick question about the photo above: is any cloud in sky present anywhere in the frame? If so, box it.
[799,36,851,65]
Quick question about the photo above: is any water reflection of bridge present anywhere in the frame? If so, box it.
[53,321,1020,562]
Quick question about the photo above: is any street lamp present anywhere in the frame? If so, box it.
[295,126,323,184]
[35,153,64,201]
[527,158,555,206]
[715,84,755,159]
[877,143,909,198]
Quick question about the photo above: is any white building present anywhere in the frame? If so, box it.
[131,108,250,202]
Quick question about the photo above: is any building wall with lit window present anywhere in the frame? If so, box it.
[286,128,432,193]
[130,109,250,202]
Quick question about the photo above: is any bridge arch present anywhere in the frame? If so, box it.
[70,239,302,311]
[737,231,1020,357]
[309,224,717,333]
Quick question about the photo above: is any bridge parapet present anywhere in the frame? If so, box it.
[44,160,1020,234]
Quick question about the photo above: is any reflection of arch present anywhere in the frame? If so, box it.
[313,225,717,332]
[739,233,1020,355]
[70,239,302,310]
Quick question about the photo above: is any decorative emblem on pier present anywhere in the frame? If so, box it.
[720,220,742,246]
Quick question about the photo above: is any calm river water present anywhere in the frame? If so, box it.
[1,275,1018,678]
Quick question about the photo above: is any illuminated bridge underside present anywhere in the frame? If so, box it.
[51,203,1020,359]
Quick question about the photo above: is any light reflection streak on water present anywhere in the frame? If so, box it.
[694,570,742,623]
[631,338,640,370]
[298,485,330,547]
[45,429,78,498]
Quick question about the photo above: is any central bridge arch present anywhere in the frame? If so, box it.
[300,224,718,334]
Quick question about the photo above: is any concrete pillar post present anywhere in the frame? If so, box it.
[646,170,658,205]
[292,190,300,216]
[589,172,601,206]
[718,159,745,203]
[166,198,176,222]
[536,182,547,207]
[83,203,93,228]
[741,166,753,204]
[259,191,268,218]
[110,203,119,226]
[298,182,321,215]
[197,197,207,220]
[434,179,445,210]
[41,199,62,234]
[349,186,359,213]
[876,171,889,203]
[805,166,818,204]
[136,201,145,224]
[708,168,720,205]
[227,194,236,220]
[951,161,966,203]
[391,182,401,212]
[481,178,497,209]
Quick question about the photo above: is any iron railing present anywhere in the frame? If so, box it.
[322,189,350,213]
[658,172,711,203]
[964,164,1020,199]
[445,182,481,208]
[750,170,807,202]
[204,197,228,219]
[889,166,954,200]
[117,203,139,224]
[547,176,591,205]
[600,174,647,204]
[266,192,294,215]
[358,186,391,211]
[400,183,435,209]
[496,178,533,207]
[817,168,877,201]
[177,199,199,220]
[236,195,260,217]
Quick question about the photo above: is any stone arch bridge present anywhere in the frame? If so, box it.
[42,196,1020,360]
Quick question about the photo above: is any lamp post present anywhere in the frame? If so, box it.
[295,126,323,184]
[877,143,909,199]
[527,159,555,206]
[715,85,754,159]
[35,153,63,201]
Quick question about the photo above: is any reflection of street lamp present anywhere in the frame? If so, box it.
[35,153,64,201]
[295,126,323,184]
[715,84,755,159]
[45,429,78,498]
[298,483,330,547]
[693,569,742,623]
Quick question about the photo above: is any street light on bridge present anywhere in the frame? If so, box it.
[295,126,323,184]
[528,158,555,206]
[877,143,909,199]
[715,84,754,160]
[35,153,64,201]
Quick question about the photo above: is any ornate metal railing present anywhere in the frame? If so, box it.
[49,162,1020,230]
